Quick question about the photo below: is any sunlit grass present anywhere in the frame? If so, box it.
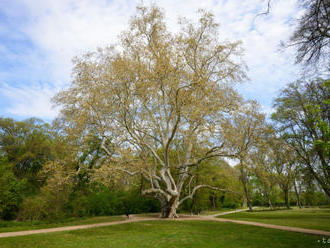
[0,221,323,248]
[0,216,124,233]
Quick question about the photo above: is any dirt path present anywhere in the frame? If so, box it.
[206,208,250,217]
[199,217,330,236]
[1,210,330,238]
[0,217,155,238]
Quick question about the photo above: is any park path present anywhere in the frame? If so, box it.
[200,217,330,237]
[0,217,156,238]
[1,209,330,238]
[206,208,250,217]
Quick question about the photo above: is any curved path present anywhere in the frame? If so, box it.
[1,209,330,238]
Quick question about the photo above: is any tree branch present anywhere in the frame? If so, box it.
[176,144,236,169]
[117,168,140,176]
[142,188,170,199]
[101,138,114,157]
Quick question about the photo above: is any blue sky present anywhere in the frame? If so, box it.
[0,0,303,121]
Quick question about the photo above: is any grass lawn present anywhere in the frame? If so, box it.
[220,208,330,231]
[0,216,125,233]
[0,220,324,248]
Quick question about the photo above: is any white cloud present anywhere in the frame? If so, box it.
[19,0,137,84]
[0,0,301,119]
[0,83,60,119]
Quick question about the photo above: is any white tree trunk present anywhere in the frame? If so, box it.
[161,196,179,218]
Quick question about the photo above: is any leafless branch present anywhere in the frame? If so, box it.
[256,0,271,17]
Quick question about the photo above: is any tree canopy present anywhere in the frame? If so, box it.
[54,6,247,218]
[272,78,330,197]
[289,0,330,68]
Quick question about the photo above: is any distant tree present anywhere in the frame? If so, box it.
[54,5,247,218]
[0,118,61,190]
[0,118,52,175]
[272,78,330,197]
[181,158,242,213]
[221,101,267,210]
[293,166,304,208]
[269,138,296,209]
[251,135,278,210]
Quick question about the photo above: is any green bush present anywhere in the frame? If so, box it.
[17,196,48,221]
[67,188,159,217]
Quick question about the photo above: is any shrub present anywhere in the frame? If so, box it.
[17,196,48,221]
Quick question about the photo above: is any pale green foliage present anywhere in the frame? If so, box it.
[53,5,247,217]
[221,101,268,210]
[18,161,75,220]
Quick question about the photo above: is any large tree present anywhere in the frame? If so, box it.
[54,6,246,218]
[272,78,330,197]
